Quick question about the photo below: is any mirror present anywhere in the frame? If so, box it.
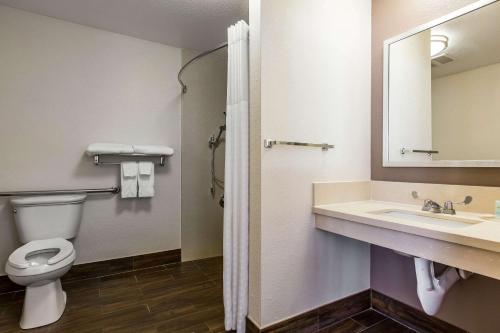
[383,0,500,167]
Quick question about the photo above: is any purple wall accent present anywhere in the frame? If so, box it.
[371,245,500,332]
[371,1,500,331]
[370,246,420,310]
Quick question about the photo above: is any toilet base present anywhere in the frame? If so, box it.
[20,279,67,329]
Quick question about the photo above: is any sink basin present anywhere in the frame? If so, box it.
[479,215,500,222]
[370,209,480,228]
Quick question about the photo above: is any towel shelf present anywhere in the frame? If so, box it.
[93,154,167,167]
[0,187,120,197]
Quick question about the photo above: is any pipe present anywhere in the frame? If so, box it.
[414,257,460,315]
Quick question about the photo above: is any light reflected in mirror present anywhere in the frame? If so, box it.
[386,1,500,165]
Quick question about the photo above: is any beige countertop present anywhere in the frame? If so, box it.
[313,200,500,253]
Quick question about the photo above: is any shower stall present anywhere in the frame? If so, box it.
[180,21,249,331]
[180,47,227,262]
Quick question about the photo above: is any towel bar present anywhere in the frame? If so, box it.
[0,187,120,197]
[93,154,167,167]
[264,139,334,151]
[400,148,439,156]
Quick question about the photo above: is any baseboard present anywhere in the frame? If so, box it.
[246,317,261,333]
[0,248,181,294]
[371,290,467,333]
[247,289,371,332]
[247,289,467,333]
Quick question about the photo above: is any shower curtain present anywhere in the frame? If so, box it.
[223,20,249,333]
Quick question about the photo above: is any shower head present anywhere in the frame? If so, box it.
[209,124,226,148]
[215,125,226,143]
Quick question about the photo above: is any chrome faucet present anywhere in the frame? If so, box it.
[442,196,473,215]
[412,191,472,215]
[422,199,442,213]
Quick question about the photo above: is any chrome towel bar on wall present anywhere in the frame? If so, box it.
[264,139,335,151]
[93,154,167,167]
[400,148,439,156]
[0,187,121,197]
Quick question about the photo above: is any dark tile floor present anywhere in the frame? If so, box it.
[319,310,416,333]
[0,256,415,333]
[0,257,225,333]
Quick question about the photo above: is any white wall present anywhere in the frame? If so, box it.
[181,48,227,261]
[251,0,372,327]
[248,0,262,325]
[388,30,432,162]
[0,5,182,274]
[432,62,500,160]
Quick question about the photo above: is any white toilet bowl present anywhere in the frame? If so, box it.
[6,194,86,329]
[5,238,75,329]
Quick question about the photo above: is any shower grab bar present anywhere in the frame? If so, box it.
[264,139,335,151]
[0,186,120,197]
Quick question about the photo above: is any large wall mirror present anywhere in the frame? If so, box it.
[383,0,500,167]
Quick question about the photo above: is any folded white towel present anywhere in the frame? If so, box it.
[121,162,138,198]
[133,145,174,156]
[138,161,155,198]
[138,161,152,175]
[86,143,134,156]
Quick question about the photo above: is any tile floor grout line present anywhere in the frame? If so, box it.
[350,309,387,329]
[357,318,390,333]
[370,308,419,332]
[0,290,19,298]
[350,317,370,329]
[63,262,176,285]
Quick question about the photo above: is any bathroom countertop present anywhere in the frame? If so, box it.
[313,200,500,253]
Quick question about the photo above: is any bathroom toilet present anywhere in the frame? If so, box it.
[5,194,86,329]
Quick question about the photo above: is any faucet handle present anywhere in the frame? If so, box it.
[442,196,472,215]
[458,195,473,206]
[443,201,455,215]
[448,196,473,206]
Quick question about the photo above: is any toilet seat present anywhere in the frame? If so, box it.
[6,238,75,277]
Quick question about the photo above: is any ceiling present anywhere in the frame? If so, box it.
[0,0,248,50]
[431,1,500,78]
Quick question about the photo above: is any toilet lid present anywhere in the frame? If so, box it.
[7,238,74,269]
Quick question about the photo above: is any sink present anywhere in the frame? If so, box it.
[370,209,481,228]
[479,215,500,222]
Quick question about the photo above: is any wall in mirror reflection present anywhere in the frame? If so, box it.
[387,0,500,162]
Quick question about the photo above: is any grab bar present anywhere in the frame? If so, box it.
[0,186,120,197]
[264,139,334,151]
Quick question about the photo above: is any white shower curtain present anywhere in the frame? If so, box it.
[223,20,249,333]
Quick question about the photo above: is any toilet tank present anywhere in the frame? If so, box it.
[10,194,87,243]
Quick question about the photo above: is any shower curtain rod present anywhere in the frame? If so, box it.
[177,42,228,94]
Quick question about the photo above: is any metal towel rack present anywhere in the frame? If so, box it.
[93,154,167,167]
[0,186,120,197]
[264,139,334,151]
[400,148,439,156]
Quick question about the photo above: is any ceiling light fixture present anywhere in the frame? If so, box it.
[431,35,448,58]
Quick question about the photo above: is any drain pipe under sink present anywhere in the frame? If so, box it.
[414,257,467,315]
